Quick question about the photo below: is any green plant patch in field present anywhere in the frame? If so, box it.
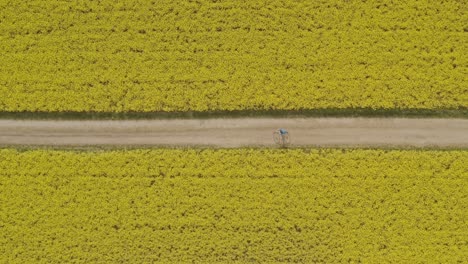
[0,0,467,112]
[0,149,467,262]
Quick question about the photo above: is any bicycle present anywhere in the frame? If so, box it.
[273,129,290,146]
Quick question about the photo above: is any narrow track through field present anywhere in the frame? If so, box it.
[1,118,467,148]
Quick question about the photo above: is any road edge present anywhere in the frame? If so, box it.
[1,108,467,120]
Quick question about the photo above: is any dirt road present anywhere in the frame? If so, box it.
[0,118,467,148]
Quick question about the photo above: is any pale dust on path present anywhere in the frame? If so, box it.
[0,118,467,148]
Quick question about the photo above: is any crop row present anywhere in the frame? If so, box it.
[0,0,466,112]
[1,148,466,262]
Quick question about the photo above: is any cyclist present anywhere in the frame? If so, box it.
[276,128,289,144]
[279,128,288,136]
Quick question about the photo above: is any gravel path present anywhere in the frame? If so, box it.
[1,118,467,148]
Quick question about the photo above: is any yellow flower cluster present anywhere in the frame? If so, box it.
[0,0,466,112]
[1,148,467,262]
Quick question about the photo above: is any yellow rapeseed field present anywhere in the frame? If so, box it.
[0,0,466,112]
[1,148,467,262]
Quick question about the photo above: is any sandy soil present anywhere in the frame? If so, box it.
[0,118,467,148]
